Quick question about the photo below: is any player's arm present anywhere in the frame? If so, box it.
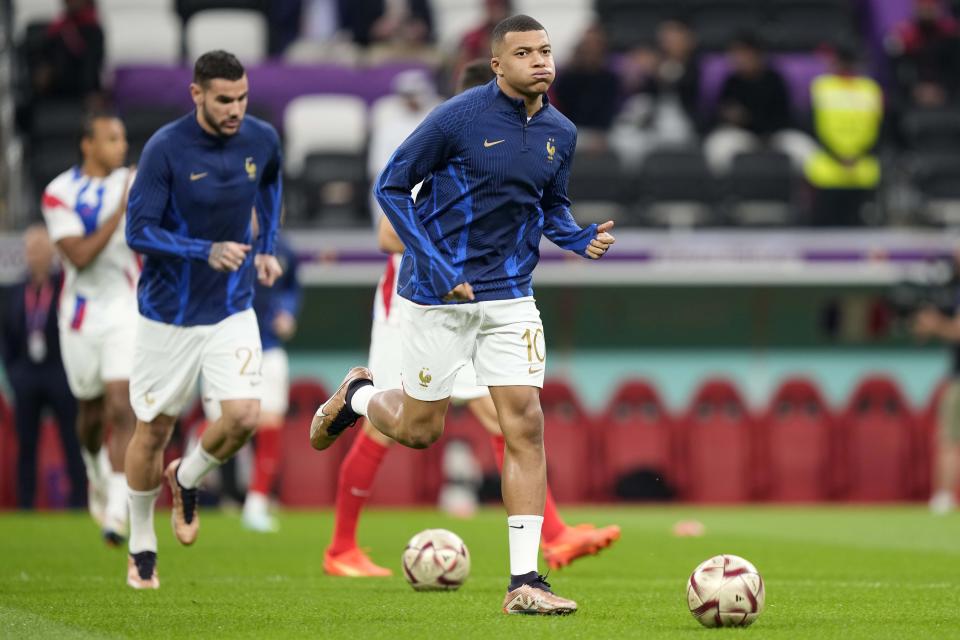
[253,133,284,286]
[125,138,221,263]
[272,241,301,341]
[47,171,134,270]
[540,144,614,259]
[377,216,405,254]
[374,119,462,298]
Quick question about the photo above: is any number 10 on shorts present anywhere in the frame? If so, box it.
[522,327,545,375]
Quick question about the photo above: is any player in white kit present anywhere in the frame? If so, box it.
[41,112,138,545]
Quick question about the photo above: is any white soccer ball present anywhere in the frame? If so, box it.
[401,528,470,591]
[687,554,765,628]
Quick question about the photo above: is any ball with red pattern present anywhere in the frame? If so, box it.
[401,529,471,592]
[687,554,765,628]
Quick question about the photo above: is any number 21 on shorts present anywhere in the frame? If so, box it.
[522,327,545,375]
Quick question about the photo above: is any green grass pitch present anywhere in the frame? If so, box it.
[1,506,959,639]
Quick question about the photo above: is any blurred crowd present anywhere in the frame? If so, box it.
[8,0,960,226]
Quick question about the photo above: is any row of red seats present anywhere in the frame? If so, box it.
[0,374,945,508]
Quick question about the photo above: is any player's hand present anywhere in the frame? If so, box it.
[273,311,296,341]
[208,241,251,272]
[912,306,945,339]
[443,282,475,302]
[255,253,283,286]
[586,220,615,259]
[111,167,136,220]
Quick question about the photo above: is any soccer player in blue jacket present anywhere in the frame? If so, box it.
[310,15,615,614]
[122,50,283,589]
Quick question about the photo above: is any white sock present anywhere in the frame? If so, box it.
[105,472,128,527]
[80,448,103,483]
[507,515,543,576]
[176,444,222,490]
[128,485,160,554]
[348,384,378,416]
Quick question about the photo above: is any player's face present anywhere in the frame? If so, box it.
[87,118,128,171]
[194,75,249,137]
[492,30,555,97]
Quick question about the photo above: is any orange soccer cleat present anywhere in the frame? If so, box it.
[541,523,622,570]
[323,547,393,577]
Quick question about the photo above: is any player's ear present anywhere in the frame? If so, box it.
[491,57,502,77]
[189,82,203,106]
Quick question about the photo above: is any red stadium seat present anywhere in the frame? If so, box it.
[838,376,919,502]
[678,378,758,503]
[279,379,340,506]
[596,379,680,501]
[540,379,596,502]
[760,377,840,502]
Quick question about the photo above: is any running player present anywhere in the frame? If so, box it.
[41,112,137,545]
[311,16,615,614]
[123,50,283,589]
[323,59,619,578]
[200,231,300,532]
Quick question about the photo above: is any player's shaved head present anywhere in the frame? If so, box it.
[193,49,245,87]
[491,14,547,55]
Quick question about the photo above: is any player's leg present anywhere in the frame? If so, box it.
[242,348,288,533]
[311,300,476,451]
[125,313,206,588]
[124,414,175,589]
[60,327,112,526]
[324,421,395,577]
[469,393,621,568]
[475,297,575,614]
[170,308,262,544]
[99,318,138,539]
[490,385,575,615]
[931,381,960,514]
[100,381,135,542]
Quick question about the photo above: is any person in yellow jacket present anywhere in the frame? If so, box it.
[805,47,884,226]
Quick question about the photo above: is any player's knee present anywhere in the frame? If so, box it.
[105,394,133,431]
[401,417,444,449]
[137,421,174,452]
[221,400,260,436]
[503,404,544,449]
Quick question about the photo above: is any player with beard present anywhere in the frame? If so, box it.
[122,50,283,589]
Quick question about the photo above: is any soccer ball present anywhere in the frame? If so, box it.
[401,528,470,591]
[686,554,765,628]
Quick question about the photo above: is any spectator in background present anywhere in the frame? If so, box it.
[704,33,815,174]
[32,0,103,103]
[611,18,701,166]
[367,70,441,220]
[452,0,512,82]
[339,0,437,64]
[553,24,621,150]
[1,225,85,510]
[886,0,960,108]
[804,46,883,226]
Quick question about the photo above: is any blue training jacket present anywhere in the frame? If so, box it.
[374,79,597,305]
[126,113,282,326]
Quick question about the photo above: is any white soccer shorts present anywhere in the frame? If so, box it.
[369,313,488,403]
[398,296,545,402]
[202,347,289,421]
[129,308,263,423]
[59,298,138,400]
